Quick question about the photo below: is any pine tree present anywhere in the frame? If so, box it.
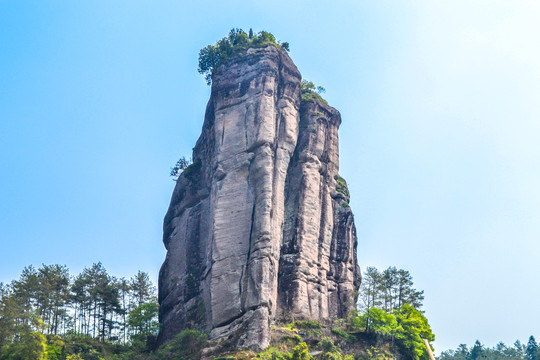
[130,271,156,308]
[470,340,486,360]
[527,336,538,360]
[35,264,70,334]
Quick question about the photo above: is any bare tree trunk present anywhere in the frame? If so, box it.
[424,339,436,360]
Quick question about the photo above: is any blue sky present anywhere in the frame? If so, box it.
[1,0,539,353]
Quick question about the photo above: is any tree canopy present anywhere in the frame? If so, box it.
[301,80,327,104]
[439,339,538,360]
[198,28,289,85]
[0,263,158,359]
[358,266,425,313]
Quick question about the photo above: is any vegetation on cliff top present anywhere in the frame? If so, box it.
[198,29,329,107]
[198,28,290,85]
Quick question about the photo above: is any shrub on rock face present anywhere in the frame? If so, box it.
[170,156,191,181]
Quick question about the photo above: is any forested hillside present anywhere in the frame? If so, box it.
[0,265,438,360]
[0,263,158,359]
[439,337,540,360]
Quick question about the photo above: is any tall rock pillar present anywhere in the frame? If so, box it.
[158,44,361,350]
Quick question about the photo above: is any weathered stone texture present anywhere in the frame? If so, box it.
[158,45,361,350]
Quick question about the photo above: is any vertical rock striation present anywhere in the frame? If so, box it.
[158,45,360,350]
[278,100,361,322]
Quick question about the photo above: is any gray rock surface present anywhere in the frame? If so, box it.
[158,45,361,350]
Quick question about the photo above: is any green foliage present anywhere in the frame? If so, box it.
[393,304,434,360]
[198,28,287,85]
[347,267,434,360]
[300,80,327,104]
[45,335,65,360]
[62,333,104,359]
[358,267,424,313]
[357,308,399,335]
[318,337,340,354]
[293,320,323,330]
[65,355,84,360]
[127,302,159,345]
[440,340,532,360]
[527,336,539,360]
[280,323,298,332]
[346,304,435,360]
[185,298,206,325]
[257,347,290,360]
[182,159,202,180]
[319,353,340,360]
[330,328,354,343]
[155,329,208,360]
[0,262,441,360]
[0,263,158,359]
[253,30,276,45]
[170,156,191,181]
[336,188,348,197]
[335,176,349,204]
[213,352,257,360]
[291,320,324,337]
[170,157,203,181]
[280,334,302,344]
[0,331,47,360]
[469,340,486,360]
[357,346,393,360]
[291,342,311,360]
[130,271,157,308]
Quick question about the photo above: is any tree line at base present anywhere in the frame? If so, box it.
[0,263,159,359]
[1,263,530,360]
[439,336,540,360]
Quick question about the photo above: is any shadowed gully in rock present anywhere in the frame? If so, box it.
[158,44,361,350]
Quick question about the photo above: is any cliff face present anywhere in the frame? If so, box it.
[158,45,361,350]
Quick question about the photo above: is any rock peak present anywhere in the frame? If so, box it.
[158,45,361,350]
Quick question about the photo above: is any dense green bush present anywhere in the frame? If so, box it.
[293,320,323,330]
[0,331,47,360]
[198,28,289,85]
[291,342,311,360]
[155,329,208,360]
[170,156,191,181]
[300,81,327,104]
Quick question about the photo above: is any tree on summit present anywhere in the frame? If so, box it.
[197,28,289,85]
